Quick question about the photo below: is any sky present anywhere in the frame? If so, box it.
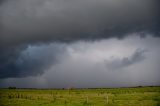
[0,0,160,88]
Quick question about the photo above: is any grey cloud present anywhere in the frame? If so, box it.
[0,0,159,48]
[105,49,147,71]
[0,0,5,5]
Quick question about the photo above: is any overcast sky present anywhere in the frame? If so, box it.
[0,0,160,88]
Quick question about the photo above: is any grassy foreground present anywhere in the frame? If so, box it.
[0,86,160,106]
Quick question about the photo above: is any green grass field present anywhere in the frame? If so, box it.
[0,86,160,106]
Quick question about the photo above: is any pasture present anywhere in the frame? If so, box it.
[0,86,160,106]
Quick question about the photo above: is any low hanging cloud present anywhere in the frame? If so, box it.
[0,36,160,88]
[105,49,147,71]
[0,43,67,78]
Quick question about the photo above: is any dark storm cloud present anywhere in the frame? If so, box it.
[0,46,26,78]
[0,0,160,79]
[0,43,67,78]
[105,49,147,71]
[0,0,160,48]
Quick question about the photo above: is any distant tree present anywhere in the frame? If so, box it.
[8,87,16,89]
[137,86,142,88]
